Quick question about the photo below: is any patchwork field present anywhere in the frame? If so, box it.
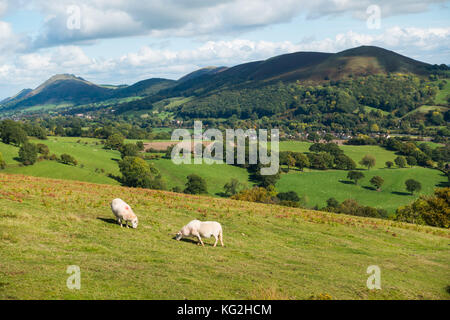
[277,167,447,213]
[0,137,446,213]
[0,174,448,300]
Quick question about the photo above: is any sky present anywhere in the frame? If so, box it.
[0,0,449,100]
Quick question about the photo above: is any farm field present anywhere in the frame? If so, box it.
[150,158,252,195]
[279,141,399,169]
[0,174,448,300]
[0,137,121,185]
[276,167,447,213]
[1,137,447,212]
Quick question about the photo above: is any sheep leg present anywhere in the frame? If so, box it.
[197,235,204,246]
[118,218,122,227]
[213,235,218,247]
[219,231,224,247]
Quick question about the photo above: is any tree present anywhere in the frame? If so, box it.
[136,141,145,151]
[385,161,394,169]
[0,152,6,169]
[120,143,140,158]
[370,123,380,132]
[347,171,365,185]
[359,154,376,170]
[370,176,384,191]
[395,188,449,228]
[323,133,335,142]
[184,174,208,194]
[307,152,334,170]
[105,133,124,150]
[405,179,422,195]
[119,156,164,189]
[18,143,38,166]
[277,191,300,202]
[36,144,50,157]
[286,154,296,172]
[334,154,356,170]
[395,156,407,168]
[223,178,244,197]
[231,186,276,204]
[59,154,78,166]
[326,197,339,208]
[308,132,320,142]
[294,153,310,171]
[406,156,417,166]
[55,125,65,136]
[0,120,28,146]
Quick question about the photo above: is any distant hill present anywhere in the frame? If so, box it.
[0,74,114,111]
[279,46,433,81]
[0,46,445,115]
[113,78,176,98]
[178,66,228,83]
[0,75,176,112]
[160,46,436,98]
[0,88,32,105]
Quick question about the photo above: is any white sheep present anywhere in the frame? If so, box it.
[175,220,224,247]
[110,198,138,229]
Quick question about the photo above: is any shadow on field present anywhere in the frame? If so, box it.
[97,217,118,225]
[173,237,209,246]
[436,181,450,188]
[391,191,412,196]
[339,180,355,185]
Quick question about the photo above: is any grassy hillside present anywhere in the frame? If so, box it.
[0,137,120,185]
[277,167,447,213]
[435,80,450,105]
[0,174,448,300]
[1,137,445,212]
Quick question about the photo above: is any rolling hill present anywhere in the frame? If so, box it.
[0,74,114,112]
[162,46,436,96]
[1,45,446,115]
[178,66,228,83]
[0,173,448,299]
[0,75,175,113]
[112,78,176,98]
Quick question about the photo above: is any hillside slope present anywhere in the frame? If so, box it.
[1,74,113,111]
[0,174,448,300]
[164,46,433,96]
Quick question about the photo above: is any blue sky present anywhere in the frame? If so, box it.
[0,0,449,100]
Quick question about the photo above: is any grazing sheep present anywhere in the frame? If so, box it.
[175,220,224,247]
[110,198,138,229]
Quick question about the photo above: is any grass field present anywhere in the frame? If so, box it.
[0,137,446,213]
[0,137,120,185]
[277,167,448,213]
[151,159,252,195]
[279,141,398,169]
[0,173,448,300]
[435,80,450,105]
[402,105,449,119]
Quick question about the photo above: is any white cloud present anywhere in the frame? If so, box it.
[0,25,449,99]
[24,0,449,47]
